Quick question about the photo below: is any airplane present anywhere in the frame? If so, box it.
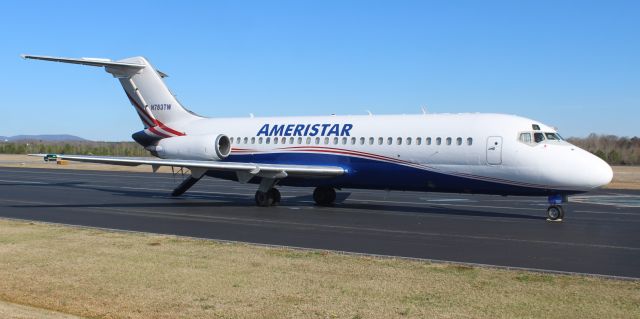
[22,54,613,221]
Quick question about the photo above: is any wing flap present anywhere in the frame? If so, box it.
[28,154,345,178]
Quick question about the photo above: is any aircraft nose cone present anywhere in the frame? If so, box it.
[546,147,614,191]
[589,155,613,188]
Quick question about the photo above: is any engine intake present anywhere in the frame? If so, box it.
[150,134,231,161]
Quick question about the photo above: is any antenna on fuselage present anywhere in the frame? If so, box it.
[249,113,254,118]
[366,110,373,116]
[421,106,428,115]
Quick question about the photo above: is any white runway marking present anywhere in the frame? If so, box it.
[0,179,45,184]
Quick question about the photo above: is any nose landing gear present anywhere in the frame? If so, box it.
[547,194,568,222]
[547,205,565,221]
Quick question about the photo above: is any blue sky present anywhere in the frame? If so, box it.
[1,1,638,141]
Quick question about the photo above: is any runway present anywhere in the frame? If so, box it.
[1,167,639,278]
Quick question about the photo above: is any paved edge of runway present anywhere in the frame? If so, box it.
[4,216,637,282]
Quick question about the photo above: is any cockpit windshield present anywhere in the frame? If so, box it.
[519,131,564,145]
[544,132,562,140]
[534,132,544,143]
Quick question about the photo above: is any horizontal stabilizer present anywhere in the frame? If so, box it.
[21,54,146,70]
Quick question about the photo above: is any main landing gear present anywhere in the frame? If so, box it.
[255,188,281,207]
[254,185,337,207]
[313,186,336,206]
[546,194,568,221]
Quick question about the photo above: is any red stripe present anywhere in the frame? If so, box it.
[148,126,171,138]
[126,93,154,127]
[125,91,185,137]
[282,146,417,166]
[155,119,185,136]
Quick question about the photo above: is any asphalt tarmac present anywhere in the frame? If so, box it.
[1,167,639,279]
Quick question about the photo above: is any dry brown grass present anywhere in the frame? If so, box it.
[607,166,640,190]
[0,219,638,319]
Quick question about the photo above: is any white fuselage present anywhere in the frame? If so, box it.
[162,112,612,195]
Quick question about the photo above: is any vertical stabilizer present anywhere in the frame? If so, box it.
[22,54,204,138]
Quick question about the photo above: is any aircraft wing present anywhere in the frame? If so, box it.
[29,154,345,179]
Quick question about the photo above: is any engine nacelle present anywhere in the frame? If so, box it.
[150,134,231,161]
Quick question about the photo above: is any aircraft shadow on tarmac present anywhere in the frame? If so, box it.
[7,181,544,220]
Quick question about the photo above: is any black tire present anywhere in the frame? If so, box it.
[255,190,273,207]
[268,188,281,206]
[313,186,336,206]
[558,205,565,219]
[547,205,562,220]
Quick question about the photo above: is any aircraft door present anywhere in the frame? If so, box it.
[486,136,502,165]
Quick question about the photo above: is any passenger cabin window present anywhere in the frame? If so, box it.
[306,137,311,144]
[426,137,432,145]
[436,137,442,145]
[334,137,339,144]
[416,137,422,145]
[378,137,383,145]
[244,137,248,144]
[342,137,348,145]
[315,137,320,144]
[387,137,393,145]
[258,137,263,144]
[467,137,473,145]
[446,137,452,145]
[324,137,329,144]
[360,137,365,145]
[351,137,356,145]
[456,137,462,145]
[369,137,374,145]
[407,137,412,145]
[397,137,402,145]
[266,137,271,144]
[297,137,302,144]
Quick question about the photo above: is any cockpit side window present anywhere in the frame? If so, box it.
[534,132,545,143]
[519,133,532,143]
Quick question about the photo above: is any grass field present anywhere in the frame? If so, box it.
[0,219,638,319]
[1,154,639,317]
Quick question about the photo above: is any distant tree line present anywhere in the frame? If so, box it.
[1,134,638,165]
[0,141,149,157]
[567,134,640,165]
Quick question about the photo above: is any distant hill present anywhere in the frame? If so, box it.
[1,134,88,142]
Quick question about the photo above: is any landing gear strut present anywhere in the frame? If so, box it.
[255,188,281,207]
[313,186,336,206]
[547,194,568,221]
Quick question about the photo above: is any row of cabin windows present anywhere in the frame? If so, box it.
[229,136,474,146]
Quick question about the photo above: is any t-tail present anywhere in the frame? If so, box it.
[21,54,203,143]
